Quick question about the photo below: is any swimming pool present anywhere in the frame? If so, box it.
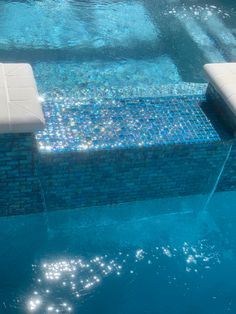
[0,0,236,98]
[0,191,235,313]
[0,0,236,313]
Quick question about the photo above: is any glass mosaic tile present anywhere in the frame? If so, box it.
[36,95,229,153]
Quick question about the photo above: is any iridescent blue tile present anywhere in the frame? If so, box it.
[36,95,230,153]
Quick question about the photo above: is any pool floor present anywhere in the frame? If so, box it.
[0,0,236,98]
[0,191,235,314]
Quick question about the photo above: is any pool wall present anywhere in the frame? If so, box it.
[37,142,231,212]
[0,132,234,216]
[0,87,236,216]
[0,134,43,216]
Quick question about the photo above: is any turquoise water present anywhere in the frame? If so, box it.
[0,0,236,98]
[0,1,236,313]
[0,192,235,313]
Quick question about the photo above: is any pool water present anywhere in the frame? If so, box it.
[0,0,236,99]
[0,1,236,313]
[0,192,235,313]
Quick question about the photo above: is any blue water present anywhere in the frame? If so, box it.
[0,1,236,313]
[0,0,236,99]
[0,192,235,313]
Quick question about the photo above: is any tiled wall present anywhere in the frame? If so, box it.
[0,93,236,216]
[0,134,234,216]
[37,142,232,212]
[0,134,43,216]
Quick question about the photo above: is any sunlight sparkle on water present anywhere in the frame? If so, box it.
[26,240,221,313]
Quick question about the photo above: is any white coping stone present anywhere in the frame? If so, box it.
[0,63,45,133]
[204,63,236,116]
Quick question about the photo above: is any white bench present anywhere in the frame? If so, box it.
[204,63,236,114]
[0,63,45,133]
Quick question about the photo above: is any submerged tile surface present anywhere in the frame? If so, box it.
[36,95,228,153]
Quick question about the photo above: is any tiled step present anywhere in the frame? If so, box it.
[39,83,208,103]
[33,58,183,96]
[36,93,228,153]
